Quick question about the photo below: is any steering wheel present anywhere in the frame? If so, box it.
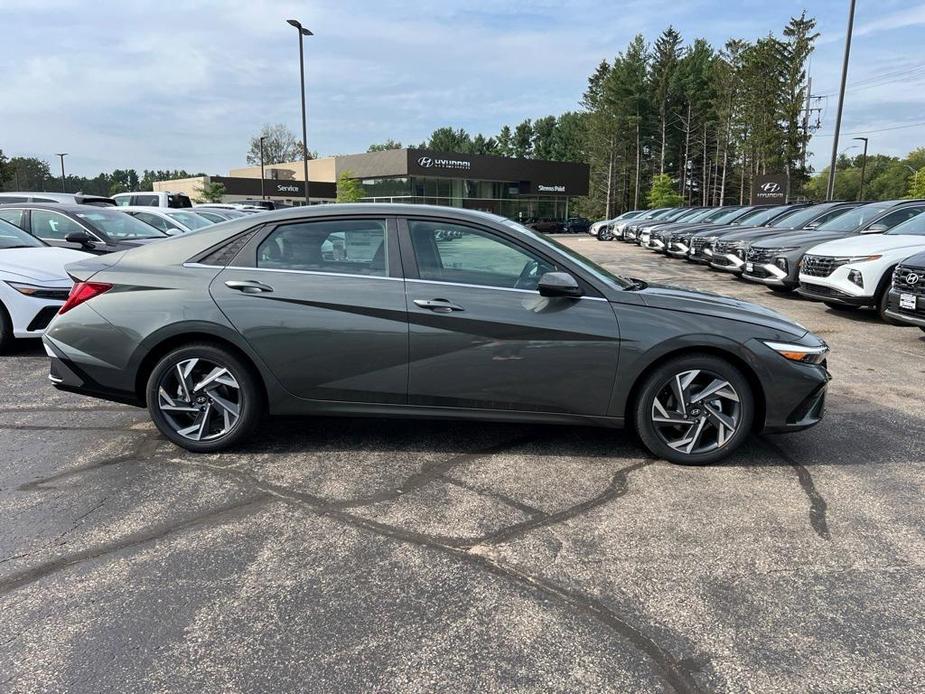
[515,259,542,290]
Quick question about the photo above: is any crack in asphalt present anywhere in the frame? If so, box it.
[759,438,830,540]
[3,420,705,693]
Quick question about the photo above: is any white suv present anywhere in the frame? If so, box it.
[113,191,193,208]
[798,210,925,322]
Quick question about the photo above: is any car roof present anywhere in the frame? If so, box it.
[0,202,119,213]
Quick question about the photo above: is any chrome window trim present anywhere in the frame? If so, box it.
[406,278,609,301]
[182,262,402,282]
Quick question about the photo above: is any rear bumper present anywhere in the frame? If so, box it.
[43,332,142,406]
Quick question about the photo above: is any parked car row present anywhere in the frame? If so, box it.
[524,217,592,234]
[595,200,925,331]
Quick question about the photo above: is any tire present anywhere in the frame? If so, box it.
[0,302,13,354]
[768,285,795,294]
[633,354,754,466]
[876,274,905,326]
[598,229,613,241]
[145,343,263,452]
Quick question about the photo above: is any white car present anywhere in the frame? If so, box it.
[116,206,215,235]
[113,191,193,208]
[0,219,89,351]
[798,212,925,322]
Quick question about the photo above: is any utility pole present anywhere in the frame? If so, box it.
[853,136,868,200]
[259,136,266,200]
[826,0,858,200]
[55,153,68,193]
[287,19,313,206]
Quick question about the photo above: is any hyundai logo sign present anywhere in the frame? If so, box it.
[416,155,471,171]
[760,182,782,194]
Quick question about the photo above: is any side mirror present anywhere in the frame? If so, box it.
[862,223,888,234]
[65,231,95,247]
[538,272,582,298]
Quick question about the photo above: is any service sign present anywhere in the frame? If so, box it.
[751,175,787,204]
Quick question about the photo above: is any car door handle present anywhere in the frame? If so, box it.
[413,298,464,313]
[225,280,274,294]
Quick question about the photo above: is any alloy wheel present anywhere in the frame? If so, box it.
[156,357,242,441]
[650,369,741,455]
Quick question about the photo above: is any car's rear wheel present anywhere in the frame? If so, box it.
[146,343,262,452]
[0,303,13,354]
[634,355,754,465]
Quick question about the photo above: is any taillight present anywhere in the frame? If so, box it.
[58,281,113,315]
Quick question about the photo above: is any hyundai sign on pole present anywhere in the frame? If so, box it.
[751,175,787,204]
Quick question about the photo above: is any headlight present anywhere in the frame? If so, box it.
[763,341,829,365]
[4,281,70,300]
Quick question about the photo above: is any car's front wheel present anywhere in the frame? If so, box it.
[0,303,13,354]
[634,354,754,465]
[598,228,613,241]
[146,343,262,452]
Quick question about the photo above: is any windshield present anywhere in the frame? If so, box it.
[738,206,788,227]
[766,206,824,229]
[0,219,45,248]
[714,207,755,224]
[815,202,892,232]
[680,208,716,223]
[166,211,213,230]
[885,213,925,236]
[75,210,166,240]
[503,219,633,289]
[699,207,741,223]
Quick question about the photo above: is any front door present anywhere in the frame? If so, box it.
[27,209,107,254]
[401,218,620,415]
[210,216,408,404]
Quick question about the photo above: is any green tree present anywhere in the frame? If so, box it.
[246,123,306,165]
[424,127,472,153]
[512,120,533,158]
[0,150,11,187]
[650,26,683,175]
[0,156,50,191]
[196,180,226,203]
[495,125,513,157]
[648,173,684,207]
[336,171,365,203]
[531,115,558,160]
[367,139,402,152]
[908,167,925,198]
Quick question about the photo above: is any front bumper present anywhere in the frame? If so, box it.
[741,262,791,286]
[884,288,925,327]
[796,282,872,306]
[666,241,690,257]
[752,340,831,433]
[709,253,745,273]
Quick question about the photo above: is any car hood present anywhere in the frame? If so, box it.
[717,226,807,242]
[806,234,925,256]
[751,229,854,250]
[0,247,92,282]
[635,283,806,337]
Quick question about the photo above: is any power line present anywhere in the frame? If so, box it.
[813,119,925,137]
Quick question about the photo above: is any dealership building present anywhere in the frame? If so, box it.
[156,149,589,221]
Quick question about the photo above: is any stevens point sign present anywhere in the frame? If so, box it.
[751,175,787,204]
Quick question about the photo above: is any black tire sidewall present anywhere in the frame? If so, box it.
[0,302,12,353]
[634,354,754,466]
[146,343,262,452]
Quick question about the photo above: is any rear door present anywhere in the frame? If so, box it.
[210,215,408,404]
[400,217,620,415]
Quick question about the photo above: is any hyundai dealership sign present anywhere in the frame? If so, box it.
[751,174,787,203]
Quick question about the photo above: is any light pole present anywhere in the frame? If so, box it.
[905,164,921,197]
[826,0,858,200]
[55,153,68,193]
[853,136,868,200]
[287,19,313,206]
[259,136,266,200]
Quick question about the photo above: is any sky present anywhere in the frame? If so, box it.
[2,0,924,177]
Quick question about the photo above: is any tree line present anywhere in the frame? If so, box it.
[375,14,825,219]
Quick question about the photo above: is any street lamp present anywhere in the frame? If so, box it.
[853,137,868,201]
[55,152,68,193]
[259,136,266,200]
[905,164,921,197]
[287,18,313,206]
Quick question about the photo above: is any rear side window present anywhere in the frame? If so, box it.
[133,211,182,233]
[257,219,388,277]
[168,194,192,208]
[132,194,159,206]
[30,210,87,240]
[0,208,24,227]
[0,196,28,203]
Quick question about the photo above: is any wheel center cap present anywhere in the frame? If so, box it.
[689,407,702,417]
[196,396,207,404]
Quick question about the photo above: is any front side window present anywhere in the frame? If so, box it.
[878,207,925,233]
[816,202,890,232]
[29,210,87,240]
[167,211,212,230]
[258,219,388,277]
[409,220,555,291]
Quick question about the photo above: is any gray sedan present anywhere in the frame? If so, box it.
[44,204,830,465]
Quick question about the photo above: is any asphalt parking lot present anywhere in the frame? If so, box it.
[1,237,923,693]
